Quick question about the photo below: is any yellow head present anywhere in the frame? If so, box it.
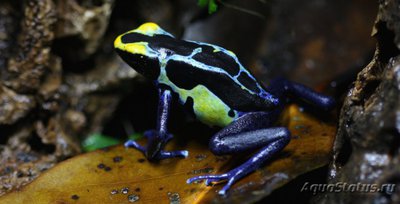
[114,22,169,79]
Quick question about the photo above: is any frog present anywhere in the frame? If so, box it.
[114,22,335,196]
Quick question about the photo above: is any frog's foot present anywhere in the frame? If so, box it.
[187,170,240,196]
[124,135,188,160]
[187,127,291,196]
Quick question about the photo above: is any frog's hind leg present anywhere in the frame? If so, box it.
[267,77,335,111]
[124,89,188,160]
[187,112,291,195]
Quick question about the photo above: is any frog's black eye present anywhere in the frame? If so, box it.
[115,49,160,80]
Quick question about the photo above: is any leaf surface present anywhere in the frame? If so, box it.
[0,105,335,204]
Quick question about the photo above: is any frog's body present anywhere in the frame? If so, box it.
[115,22,335,196]
[114,24,278,127]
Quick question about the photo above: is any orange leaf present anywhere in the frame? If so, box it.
[0,105,336,203]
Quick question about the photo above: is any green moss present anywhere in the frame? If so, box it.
[82,133,143,152]
[198,0,218,14]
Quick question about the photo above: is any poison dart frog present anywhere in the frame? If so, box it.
[114,22,335,195]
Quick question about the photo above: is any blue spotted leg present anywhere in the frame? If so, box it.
[187,112,290,195]
[124,89,188,160]
[187,78,335,195]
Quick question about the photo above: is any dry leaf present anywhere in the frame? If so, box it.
[0,105,336,203]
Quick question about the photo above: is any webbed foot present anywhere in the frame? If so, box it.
[187,169,241,196]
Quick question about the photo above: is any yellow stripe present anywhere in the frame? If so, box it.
[134,22,161,36]
[113,35,123,49]
[124,43,147,55]
[185,85,233,127]
[114,34,148,55]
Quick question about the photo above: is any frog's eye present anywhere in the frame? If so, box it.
[115,48,160,80]
[114,33,160,80]
[114,28,162,80]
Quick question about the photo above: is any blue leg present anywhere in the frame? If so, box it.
[124,89,188,160]
[267,77,335,110]
[187,112,291,195]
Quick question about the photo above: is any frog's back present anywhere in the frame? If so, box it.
[154,38,278,126]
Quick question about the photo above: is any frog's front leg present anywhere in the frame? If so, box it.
[187,112,290,195]
[124,89,188,161]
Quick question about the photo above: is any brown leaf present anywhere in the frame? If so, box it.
[0,105,335,203]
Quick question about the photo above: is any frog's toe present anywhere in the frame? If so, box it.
[187,172,242,196]
[125,139,187,160]
[157,149,188,159]
[187,173,228,185]
[218,187,229,196]
[124,140,145,152]
[218,177,237,196]
[205,178,221,186]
